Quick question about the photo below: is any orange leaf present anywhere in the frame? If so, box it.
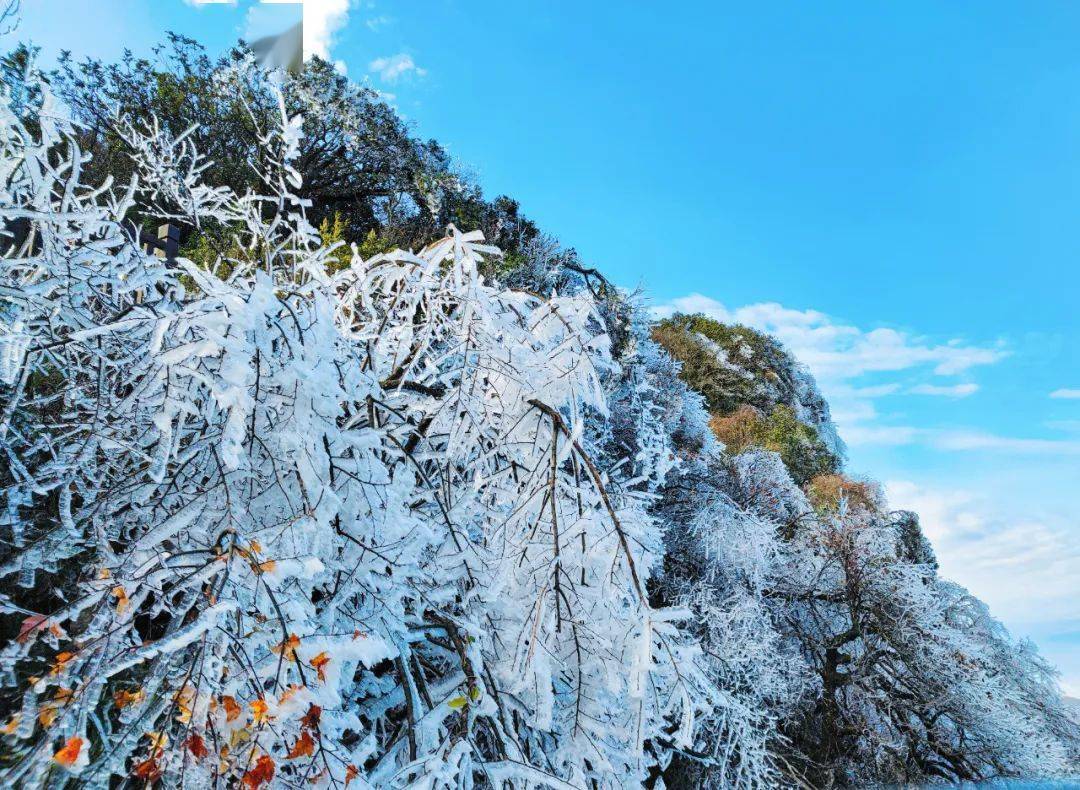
[113,688,145,709]
[222,695,241,723]
[1,715,20,735]
[112,586,129,614]
[299,704,321,732]
[50,651,76,676]
[249,540,263,554]
[286,730,315,760]
[271,633,301,662]
[255,560,276,574]
[250,698,271,725]
[186,733,210,760]
[345,764,360,787]
[53,736,83,767]
[54,687,74,705]
[310,651,330,682]
[279,683,302,704]
[242,754,275,789]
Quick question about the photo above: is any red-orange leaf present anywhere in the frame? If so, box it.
[133,756,162,781]
[242,754,275,789]
[53,736,83,767]
[345,764,360,787]
[286,730,315,760]
[222,695,241,722]
[186,733,210,760]
[299,704,321,732]
[310,651,330,682]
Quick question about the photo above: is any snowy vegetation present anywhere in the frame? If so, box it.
[0,39,1077,788]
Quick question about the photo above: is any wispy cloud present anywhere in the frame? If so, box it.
[931,429,1080,454]
[886,479,1080,626]
[368,53,426,82]
[653,294,1006,447]
[842,425,1080,453]
[909,382,979,398]
[1050,388,1080,399]
[653,295,1006,382]
[365,14,392,31]
[841,424,918,447]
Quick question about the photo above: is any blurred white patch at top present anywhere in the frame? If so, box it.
[260,0,353,73]
[245,1,303,74]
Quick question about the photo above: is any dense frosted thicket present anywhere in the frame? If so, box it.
[0,55,1076,788]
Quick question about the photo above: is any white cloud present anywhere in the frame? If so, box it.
[368,53,426,83]
[930,430,1080,455]
[653,295,1006,382]
[885,480,1080,695]
[653,294,1006,447]
[851,383,902,398]
[1050,388,1080,399]
[840,424,918,447]
[366,14,392,31]
[305,0,353,62]
[885,480,1080,625]
[653,294,1080,459]
[184,0,237,4]
[839,424,1080,452]
[262,0,354,62]
[909,382,979,398]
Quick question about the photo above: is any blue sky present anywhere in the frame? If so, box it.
[12,0,1080,691]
